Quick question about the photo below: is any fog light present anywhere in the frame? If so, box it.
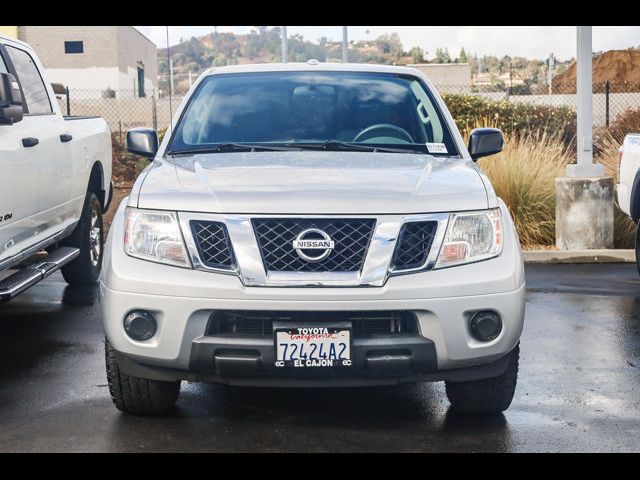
[469,310,502,342]
[124,310,157,341]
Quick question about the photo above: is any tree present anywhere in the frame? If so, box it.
[434,47,452,63]
[374,33,403,60]
[213,54,228,67]
[458,48,468,64]
[252,26,268,37]
[410,46,425,64]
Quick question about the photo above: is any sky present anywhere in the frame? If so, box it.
[135,26,640,61]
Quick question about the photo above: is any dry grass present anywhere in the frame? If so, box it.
[476,131,570,246]
[596,130,636,248]
[466,117,637,249]
[463,119,570,246]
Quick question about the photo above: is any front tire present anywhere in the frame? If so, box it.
[61,192,104,286]
[445,344,519,415]
[105,340,181,415]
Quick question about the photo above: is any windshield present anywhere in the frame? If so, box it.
[169,71,458,156]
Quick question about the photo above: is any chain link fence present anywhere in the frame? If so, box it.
[55,81,640,136]
[437,81,640,128]
[55,88,185,139]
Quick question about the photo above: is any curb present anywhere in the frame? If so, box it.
[523,249,635,264]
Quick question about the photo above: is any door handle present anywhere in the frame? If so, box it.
[60,134,73,143]
[22,137,39,148]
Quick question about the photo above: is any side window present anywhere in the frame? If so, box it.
[0,51,8,74]
[5,45,52,115]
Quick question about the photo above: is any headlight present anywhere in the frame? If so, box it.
[435,208,503,268]
[124,208,191,268]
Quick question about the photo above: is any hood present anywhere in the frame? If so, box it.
[135,151,489,214]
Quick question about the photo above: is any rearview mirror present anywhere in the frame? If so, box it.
[468,128,504,161]
[0,73,24,125]
[126,128,159,159]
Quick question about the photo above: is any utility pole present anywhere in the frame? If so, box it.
[342,26,348,63]
[547,52,554,99]
[509,62,513,91]
[566,26,602,177]
[189,70,193,88]
[281,26,288,63]
[169,58,174,96]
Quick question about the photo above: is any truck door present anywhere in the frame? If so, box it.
[0,45,39,265]
[0,43,68,265]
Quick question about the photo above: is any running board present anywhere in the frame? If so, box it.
[0,247,80,302]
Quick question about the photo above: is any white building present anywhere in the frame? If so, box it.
[11,26,158,98]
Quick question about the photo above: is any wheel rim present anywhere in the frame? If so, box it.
[89,205,102,267]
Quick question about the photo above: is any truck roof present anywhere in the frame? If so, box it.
[0,34,32,50]
[203,61,424,78]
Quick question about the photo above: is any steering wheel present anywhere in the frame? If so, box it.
[352,123,414,144]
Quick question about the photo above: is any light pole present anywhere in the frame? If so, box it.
[342,26,348,63]
[169,58,174,96]
[566,26,602,177]
[547,52,554,102]
[281,26,288,63]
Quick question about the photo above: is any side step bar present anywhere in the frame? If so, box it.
[0,247,80,302]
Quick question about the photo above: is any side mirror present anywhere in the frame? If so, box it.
[467,128,504,161]
[0,73,24,125]
[126,128,158,159]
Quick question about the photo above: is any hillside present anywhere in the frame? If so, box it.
[552,49,640,92]
[157,28,415,93]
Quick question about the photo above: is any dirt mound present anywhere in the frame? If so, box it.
[553,49,640,93]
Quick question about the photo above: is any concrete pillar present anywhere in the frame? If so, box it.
[555,177,614,249]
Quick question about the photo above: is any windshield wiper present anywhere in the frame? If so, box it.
[287,140,424,154]
[169,143,303,155]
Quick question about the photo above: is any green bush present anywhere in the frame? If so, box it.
[441,94,577,148]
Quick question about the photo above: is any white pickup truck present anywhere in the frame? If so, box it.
[102,62,525,416]
[0,36,112,301]
[616,133,640,271]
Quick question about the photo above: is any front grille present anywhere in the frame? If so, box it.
[252,218,376,273]
[190,220,235,270]
[392,221,438,271]
[206,311,419,338]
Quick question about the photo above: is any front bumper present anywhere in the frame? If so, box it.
[100,200,526,386]
[112,336,517,387]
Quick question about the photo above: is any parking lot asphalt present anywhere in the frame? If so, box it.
[1,264,639,452]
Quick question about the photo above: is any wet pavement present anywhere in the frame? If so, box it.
[0,264,639,452]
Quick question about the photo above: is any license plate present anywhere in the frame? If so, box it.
[275,327,351,368]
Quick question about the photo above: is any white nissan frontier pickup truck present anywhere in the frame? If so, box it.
[0,36,112,301]
[101,62,525,415]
